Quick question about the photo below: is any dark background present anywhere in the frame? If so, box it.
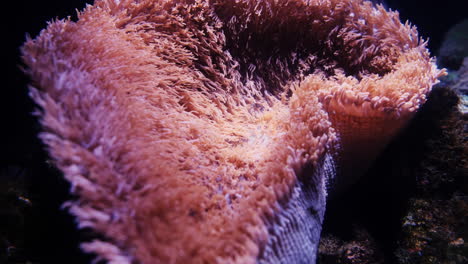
[2,1,95,263]
[2,0,466,263]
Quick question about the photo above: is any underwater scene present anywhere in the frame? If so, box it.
[3,0,467,263]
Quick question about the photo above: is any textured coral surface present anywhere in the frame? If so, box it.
[22,0,443,263]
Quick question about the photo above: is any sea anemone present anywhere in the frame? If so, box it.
[22,0,445,263]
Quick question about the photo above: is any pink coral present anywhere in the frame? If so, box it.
[22,0,444,263]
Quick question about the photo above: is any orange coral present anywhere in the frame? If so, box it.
[22,0,444,263]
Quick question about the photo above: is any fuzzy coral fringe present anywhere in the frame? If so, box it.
[22,0,444,263]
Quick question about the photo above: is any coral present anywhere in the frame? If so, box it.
[453,57,468,113]
[21,0,443,263]
[451,57,468,115]
[438,19,468,70]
